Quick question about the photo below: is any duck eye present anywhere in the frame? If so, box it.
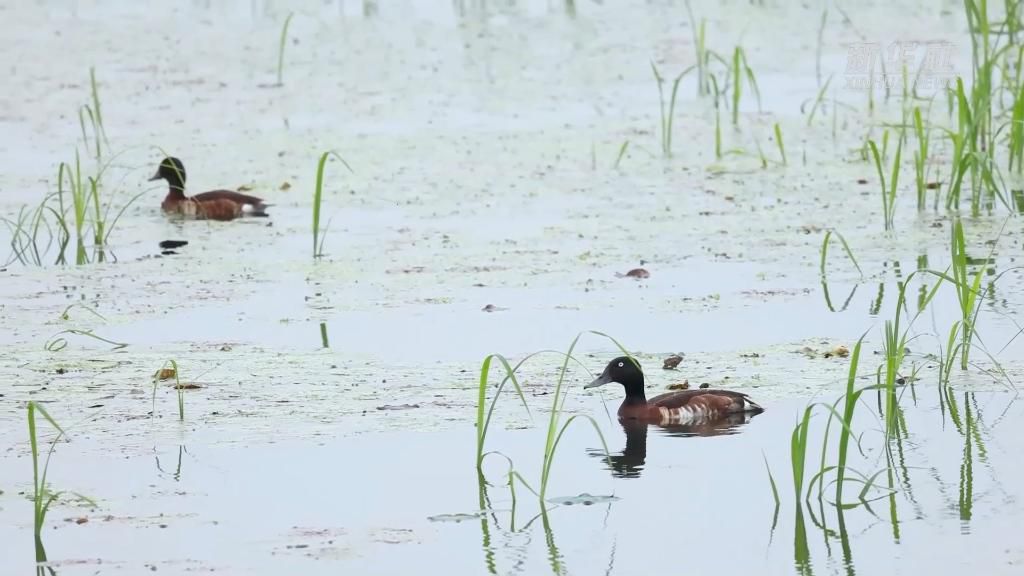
[617,362,624,367]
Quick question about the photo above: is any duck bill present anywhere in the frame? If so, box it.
[148,171,161,182]
[585,372,612,389]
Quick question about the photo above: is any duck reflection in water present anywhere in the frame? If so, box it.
[596,412,760,478]
[585,357,764,478]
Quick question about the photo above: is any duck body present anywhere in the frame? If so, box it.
[150,157,269,221]
[586,356,763,427]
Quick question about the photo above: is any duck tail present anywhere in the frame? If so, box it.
[744,396,765,414]
[247,202,271,217]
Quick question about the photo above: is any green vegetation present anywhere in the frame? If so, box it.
[867,133,903,231]
[28,402,93,565]
[3,69,142,267]
[650,61,685,157]
[151,360,186,421]
[277,13,295,86]
[312,150,354,259]
[475,331,628,502]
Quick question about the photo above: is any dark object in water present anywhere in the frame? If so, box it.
[617,267,650,279]
[663,354,683,369]
[159,240,189,249]
[149,157,270,220]
[585,356,762,424]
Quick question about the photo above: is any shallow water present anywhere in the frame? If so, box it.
[2,395,1021,575]
[2,0,1024,574]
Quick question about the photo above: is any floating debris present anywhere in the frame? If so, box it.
[172,382,202,390]
[158,240,188,250]
[824,345,849,359]
[280,181,292,191]
[617,268,650,279]
[481,304,507,313]
[154,368,177,380]
[376,403,420,411]
[699,383,710,389]
[547,493,620,506]
[427,511,487,523]
[662,354,683,369]
[667,380,689,390]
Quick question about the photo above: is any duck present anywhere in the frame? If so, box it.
[585,356,763,425]
[149,157,269,221]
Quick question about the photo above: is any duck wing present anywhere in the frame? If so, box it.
[647,389,762,414]
[191,190,269,217]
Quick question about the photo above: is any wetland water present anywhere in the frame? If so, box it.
[2,0,1024,574]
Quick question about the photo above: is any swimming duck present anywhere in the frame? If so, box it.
[149,157,269,221]
[585,356,763,425]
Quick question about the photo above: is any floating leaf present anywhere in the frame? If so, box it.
[547,493,620,506]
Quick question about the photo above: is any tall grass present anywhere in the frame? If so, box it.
[819,229,863,280]
[867,132,903,231]
[312,150,354,259]
[28,402,92,565]
[3,69,142,267]
[935,218,1000,380]
[729,47,761,126]
[911,107,932,210]
[151,360,186,421]
[276,13,295,86]
[684,1,709,96]
[650,62,685,157]
[475,331,627,502]
[774,122,787,166]
[28,401,63,563]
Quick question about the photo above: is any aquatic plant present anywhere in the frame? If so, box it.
[312,150,354,259]
[276,13,295,86]
[804,75,832,126]
[3,70,141,267]
[44,304,127,351]
[867,132,903,231]
[684,1,709,97]
[934,218,1006,384]
[612,140,630,170]
[911,107,933,210]
[774,122,787,166]
[819,229,863,280]
[729,46,761,126]
[77,67,108,164]
[319,322,330,348]
[28,402,93,565]
[475,331,626,502]
[151,360,186,421]
[650,62,686,157]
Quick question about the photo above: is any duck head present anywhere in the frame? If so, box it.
[585,356,645,398]
[149,157,186,190]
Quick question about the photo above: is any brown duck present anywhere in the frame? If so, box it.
[149,157,268,221]
[585,356,763,425]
